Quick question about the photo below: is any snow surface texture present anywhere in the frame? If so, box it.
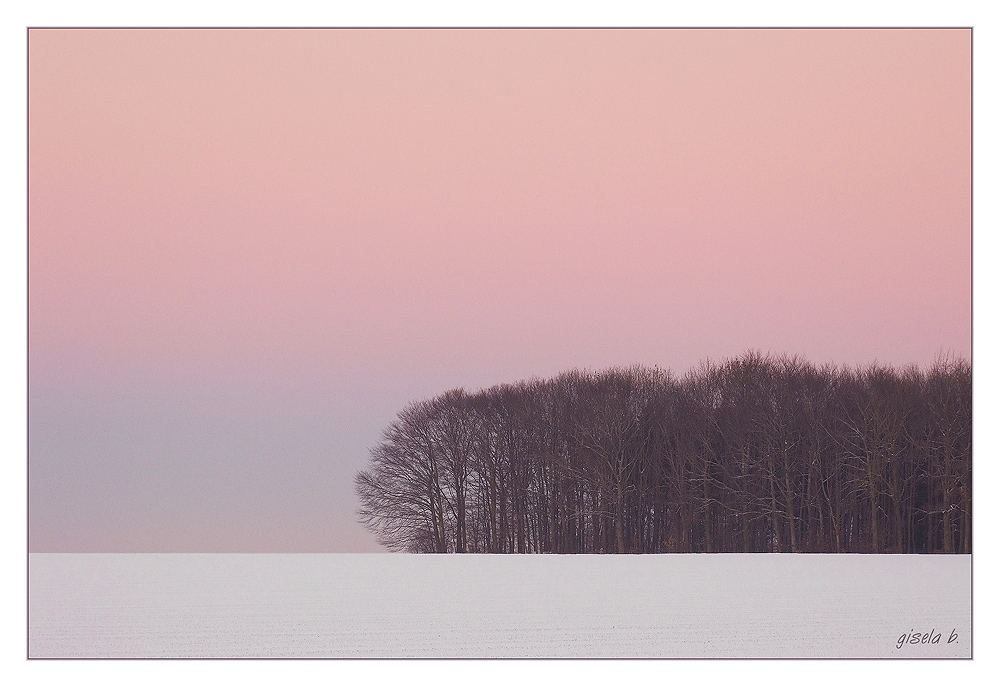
[29,553,971,658]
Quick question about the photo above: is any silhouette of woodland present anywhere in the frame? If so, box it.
[355,352,971,554]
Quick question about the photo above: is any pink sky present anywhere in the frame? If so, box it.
[28,29,971,552]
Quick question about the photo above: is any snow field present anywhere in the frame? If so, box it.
[29,553,971,658]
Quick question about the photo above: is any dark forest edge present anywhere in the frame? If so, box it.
[355,352,970,554]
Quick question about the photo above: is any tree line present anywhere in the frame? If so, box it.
[355,353,971,554]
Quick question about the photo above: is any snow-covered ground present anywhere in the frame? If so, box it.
[28,553,971,658]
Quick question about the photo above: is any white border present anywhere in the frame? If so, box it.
[6,2,995,685]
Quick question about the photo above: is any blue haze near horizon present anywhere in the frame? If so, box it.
[33,353,696,552]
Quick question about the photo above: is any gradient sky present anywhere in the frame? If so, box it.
[28,29,971,552]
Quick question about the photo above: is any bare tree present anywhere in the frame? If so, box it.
[355,353,971,554]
